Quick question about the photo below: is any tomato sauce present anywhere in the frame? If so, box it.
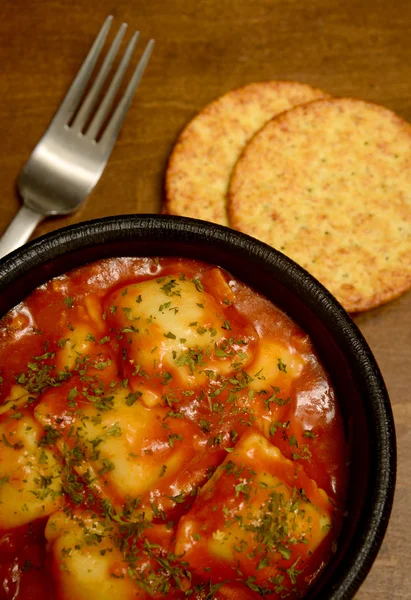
[0,257,347,600]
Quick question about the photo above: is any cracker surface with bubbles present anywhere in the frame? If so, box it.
[228,97,411,312]
[165,81,327,226]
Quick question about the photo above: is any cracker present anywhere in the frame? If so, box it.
[228,97,411,312]
[165,81,327,226]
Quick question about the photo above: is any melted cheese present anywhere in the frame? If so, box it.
[106,274,256,407]
[45,511,138,600]
[0,414,62,528]
[175,431,332,588]
[34,386,200,512]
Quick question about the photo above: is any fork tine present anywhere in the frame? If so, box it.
[71,22,128,133]
[51,16,113,127]
[85,31,139,140]
[99,39,154,152]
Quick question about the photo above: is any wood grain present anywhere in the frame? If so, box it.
[0,0,410,596]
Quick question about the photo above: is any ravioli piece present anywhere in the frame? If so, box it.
[56,323,100,372]
[247,339,305,393]
[56,329,118,382]
[175,431,333,595]
[0,413,62,528]
[45,511,138,600]
[105,272,257,407]
[53,292,119,380]
[46,509,194,600]
[34,384,202,512]
[235,339,307,429]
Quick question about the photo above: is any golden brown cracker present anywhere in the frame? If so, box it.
[165,81,327,226]
[228,97,411,312]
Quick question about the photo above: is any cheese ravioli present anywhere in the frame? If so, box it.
[0,413,62,528]
[175,431,332,594]
[45,511,138,600]
[34,384,202,514]
[46,509,193,600]
[105,273,257,407]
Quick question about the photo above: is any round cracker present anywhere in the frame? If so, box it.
[229,97,411,312]
[165,81,327,226]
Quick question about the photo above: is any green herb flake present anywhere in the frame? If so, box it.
[125,391,142,406]
[277,357,287,373]
[191,278,204,292]
[168,432,183,447]
[303,429,317,439]
[164,331,176,340]
[199,419,211,433]
[286,556,302,584]
[64,296,74,308]
[289,435,298,448]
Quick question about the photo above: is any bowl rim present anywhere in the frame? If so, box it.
[0,214,397,599]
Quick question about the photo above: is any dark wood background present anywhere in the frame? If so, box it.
[0,0,410,597]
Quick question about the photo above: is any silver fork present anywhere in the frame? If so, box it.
[0,16,154,259]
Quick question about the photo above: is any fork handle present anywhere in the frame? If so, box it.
[0,205,44,260]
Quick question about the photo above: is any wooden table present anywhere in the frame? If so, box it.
[0,0,409,597]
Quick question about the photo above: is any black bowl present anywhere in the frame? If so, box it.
[0,214,396,599]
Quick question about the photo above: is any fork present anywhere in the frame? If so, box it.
[0,16,154,259]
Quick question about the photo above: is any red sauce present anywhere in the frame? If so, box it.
[0,257,347,600]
